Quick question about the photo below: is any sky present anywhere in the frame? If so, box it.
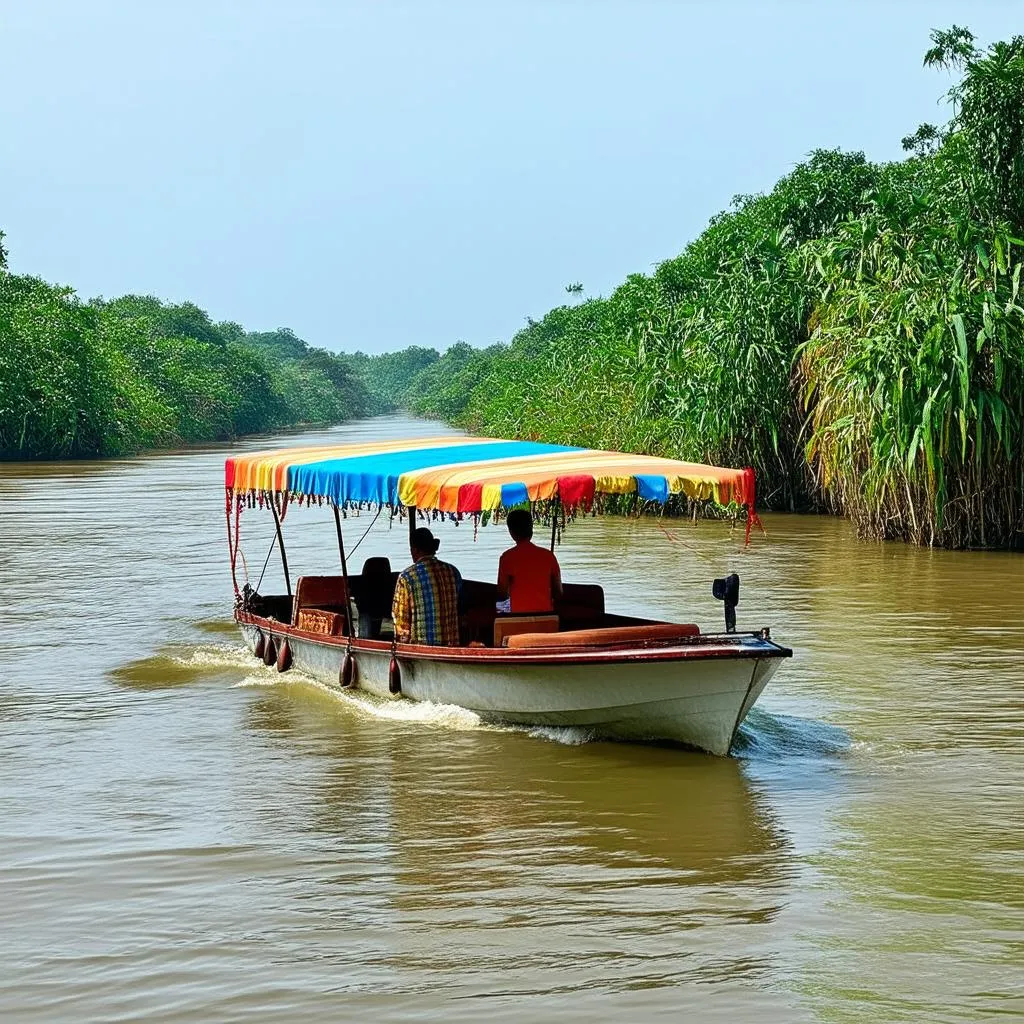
[1,1,1021,354]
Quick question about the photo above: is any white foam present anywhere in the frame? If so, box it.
[233,669,484,730]
[229,664,596,744]
[232,672,280,688]
[519,724,596,746]
[172,643,255,671]
[342,692,484,730]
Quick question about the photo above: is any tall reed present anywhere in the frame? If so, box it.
[366,28,1024,549]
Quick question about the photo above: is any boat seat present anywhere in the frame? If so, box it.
[558,582,606,631]
[463,605,497,645]
[350,558,396,617]
[244,593,293,622]
[292,575,352,634]
[461,578,499,609]
[349,558,397,639]
[460,578,500,645]
[494,614,560,648]
[561,582,605,612]
[505,623,700,649]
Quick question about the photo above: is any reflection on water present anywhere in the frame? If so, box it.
[0,415,1021,1023]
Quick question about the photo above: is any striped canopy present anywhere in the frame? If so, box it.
[225,436,755,514]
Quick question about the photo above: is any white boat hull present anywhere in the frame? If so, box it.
[239,623,785,755]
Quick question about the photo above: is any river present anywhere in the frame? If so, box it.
[1,415,1021,1023]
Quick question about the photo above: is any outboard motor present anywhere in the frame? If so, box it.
[712,573,740,633]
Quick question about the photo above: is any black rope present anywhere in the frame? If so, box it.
[253,502,382,597]
[347,504,384,560]
[254,534,277,593]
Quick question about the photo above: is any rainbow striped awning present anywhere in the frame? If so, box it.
[225,436,755,514]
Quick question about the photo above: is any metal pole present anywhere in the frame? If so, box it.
[333,504,349,578]
[269,493,291,598]
[550,497,560,552]
[333,503,353,636]
[225,492,240,598]
[408,505,416,549]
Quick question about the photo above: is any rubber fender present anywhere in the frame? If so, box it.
[253,630,264,660]
[263,633,277,666]
[276,638,292,672]
[340,651,357,688]
[388,655,402,695]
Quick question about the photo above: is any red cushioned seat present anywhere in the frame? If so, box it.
[504,623,700,649]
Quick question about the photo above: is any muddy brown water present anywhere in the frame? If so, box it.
[0,415,1021,1022]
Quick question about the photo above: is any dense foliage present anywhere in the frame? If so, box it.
[362,29,1024,548]
[344,346,441,415]
[0,252,371,458]
[403,342,507,422]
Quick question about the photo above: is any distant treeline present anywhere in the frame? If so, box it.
[0,241,371,458]
[354,29,1024,549]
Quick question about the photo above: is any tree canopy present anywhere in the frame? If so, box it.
[0,267,372,457]
[356,28,1024,548]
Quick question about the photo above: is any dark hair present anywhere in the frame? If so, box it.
[410,527,440,556]
[506,509,533,541]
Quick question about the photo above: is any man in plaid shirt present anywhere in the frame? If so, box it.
[392,527,463,646]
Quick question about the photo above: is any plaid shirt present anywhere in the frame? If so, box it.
[392,557,463,646]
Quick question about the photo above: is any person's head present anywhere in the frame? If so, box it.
[506,509,534,542]
[410,526,440,561]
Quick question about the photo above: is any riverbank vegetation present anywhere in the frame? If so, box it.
[4,28,1020,547]
[359,29,1024,549]
[0,238,371,458]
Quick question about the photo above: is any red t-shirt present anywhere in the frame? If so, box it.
[498,541,561,613]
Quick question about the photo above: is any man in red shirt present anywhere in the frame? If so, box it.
[496,510,563,613]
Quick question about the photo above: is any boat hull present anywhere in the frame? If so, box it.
[237,618,788,755]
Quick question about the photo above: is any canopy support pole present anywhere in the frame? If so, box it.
[333,503,352,636]
[226,490,240,599]
[270,494,291,598]
[333,504,349,578]
[550,497,560,552]
[408,505,416,549]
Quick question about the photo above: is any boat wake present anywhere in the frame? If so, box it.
[232,671,282,688]
[515,724,596,746]
[734,707,851,762]
[121,640,592,742]
[231,663,596,744]
[120,641,816,755]
[174,643,263,671]
[111,642,262,689]
[233,671,486,731]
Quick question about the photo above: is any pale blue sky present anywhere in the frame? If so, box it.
[1,2,1019,352]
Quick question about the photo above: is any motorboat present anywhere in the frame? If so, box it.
[225,435,791,755]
